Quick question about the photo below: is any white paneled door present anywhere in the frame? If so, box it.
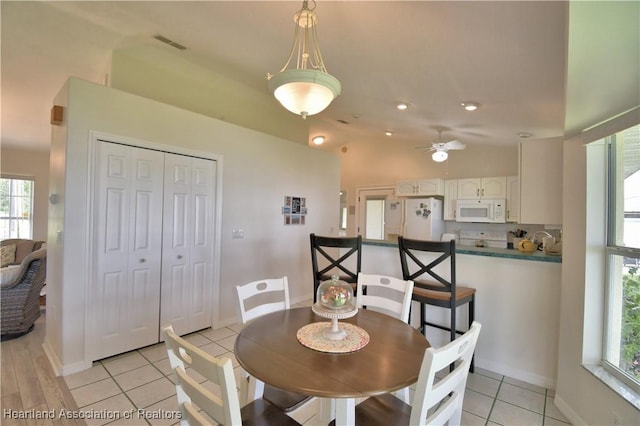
[160,154,215,336]
[92,142,164,360]
[92,141,216,360]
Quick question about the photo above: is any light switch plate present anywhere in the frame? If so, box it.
[232,229,245,239]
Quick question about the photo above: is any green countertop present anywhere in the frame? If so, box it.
[363,239,562,263]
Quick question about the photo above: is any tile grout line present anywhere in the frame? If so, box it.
[484,374,505,426]
[98,357,152,426]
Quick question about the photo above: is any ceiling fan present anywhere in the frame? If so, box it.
[417,131,467,162]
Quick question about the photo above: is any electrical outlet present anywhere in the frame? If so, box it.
[232,229,245,239]
[612,411,621,426]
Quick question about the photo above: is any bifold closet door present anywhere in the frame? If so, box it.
[92,141,164,360]
[160,153,216,336]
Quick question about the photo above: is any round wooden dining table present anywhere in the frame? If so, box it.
[234,306,430,425]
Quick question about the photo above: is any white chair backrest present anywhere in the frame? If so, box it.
[410,321,482,426]
[356,273,414,323]
[236,277,291,324]
[162,325,242,426]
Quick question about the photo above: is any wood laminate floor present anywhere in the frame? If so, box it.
[1,308,84,426]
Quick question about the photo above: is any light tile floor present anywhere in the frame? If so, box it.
[64,302,571,426]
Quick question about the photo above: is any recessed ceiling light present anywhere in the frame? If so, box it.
[461,102,480,111]
[385,131,393,136]
[312,136,325,145]
[518,132,533,139]
[397,103,408,110]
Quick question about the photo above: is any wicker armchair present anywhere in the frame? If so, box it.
[1,239,45,265]
[1,248,47,339]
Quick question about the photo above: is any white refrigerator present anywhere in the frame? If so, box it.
[401,197,444,241]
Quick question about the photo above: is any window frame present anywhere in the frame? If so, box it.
[0,176,35,240]
[602,128,640,393]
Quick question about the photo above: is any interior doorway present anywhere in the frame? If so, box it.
[356,187,399,241]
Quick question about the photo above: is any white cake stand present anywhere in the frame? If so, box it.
[311,303,358,340]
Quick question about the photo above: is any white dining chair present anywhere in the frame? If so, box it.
[356,272,414,323]
[236,277,313,412]
[356,272,414,402]
[349,321,482,426]
[161,325,301,426]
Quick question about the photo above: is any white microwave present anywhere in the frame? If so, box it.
[455,198,506,223]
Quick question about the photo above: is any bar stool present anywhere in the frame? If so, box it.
[398,236,476,371]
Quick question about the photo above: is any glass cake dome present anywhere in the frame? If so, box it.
[316,275,354,310]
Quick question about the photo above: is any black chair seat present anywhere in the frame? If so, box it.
[262,385,313,413]
[240,398,302,426]
[329,393,411,426]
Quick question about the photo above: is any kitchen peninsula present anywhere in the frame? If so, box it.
[360,239,561,388]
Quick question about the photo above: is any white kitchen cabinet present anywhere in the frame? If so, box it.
[396,178,444,196]
[443,179,458,220]
[506,175,520,222]
[519,139,563,225]
[457,176,506,199]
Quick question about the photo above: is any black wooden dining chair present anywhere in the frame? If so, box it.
[398,236,476,371]
[310,233,362,302]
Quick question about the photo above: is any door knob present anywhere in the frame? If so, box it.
[177,255,183,259]
[139,258,146,263]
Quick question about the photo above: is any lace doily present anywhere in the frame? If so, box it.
[296,322,370,353]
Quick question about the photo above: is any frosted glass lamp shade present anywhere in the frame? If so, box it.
[432,150,448,162]
[268,69,341,118]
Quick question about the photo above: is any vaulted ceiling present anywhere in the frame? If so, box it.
[1,1,638,152]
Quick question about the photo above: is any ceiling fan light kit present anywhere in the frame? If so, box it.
[267,0,341,119]
[419,130,467,162]
[432,150,448,162]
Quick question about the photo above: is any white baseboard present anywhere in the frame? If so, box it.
[553,393,587,426]
[475,356,556,389]
[42,339,91,376]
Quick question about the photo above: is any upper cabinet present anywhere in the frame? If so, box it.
[457,176,507,200]
[519,139,563,225]
[443,179,458,220]
[506,175,520,223]
[396,178,444,197]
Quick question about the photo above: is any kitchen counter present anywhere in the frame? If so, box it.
[363,239,562,263]
[358,242,562,388]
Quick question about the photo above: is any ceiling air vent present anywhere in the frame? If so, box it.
[153,34,187,51]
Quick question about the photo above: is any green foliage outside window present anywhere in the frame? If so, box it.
[622,266,640,379]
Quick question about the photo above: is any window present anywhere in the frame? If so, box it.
[604,123,640,392]
[0,177,34,239]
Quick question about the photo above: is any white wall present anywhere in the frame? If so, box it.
[0,147,50,240]
[109,44,310,147]
[45,77,340,374]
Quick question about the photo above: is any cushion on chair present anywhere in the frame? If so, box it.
[0,265,22,286]
[412,283,476,302]
[1,244,16,267]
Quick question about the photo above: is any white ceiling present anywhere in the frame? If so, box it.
[1,1,638,153]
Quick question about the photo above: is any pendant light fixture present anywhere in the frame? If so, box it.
[267,1,341,119]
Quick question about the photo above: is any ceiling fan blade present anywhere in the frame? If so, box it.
[415,146,434,151]
[444,140,466,150]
